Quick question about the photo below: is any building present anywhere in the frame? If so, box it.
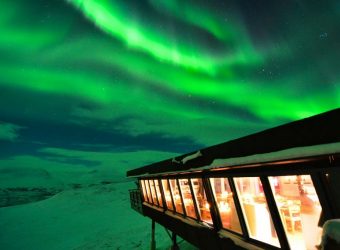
[127,108,340,250]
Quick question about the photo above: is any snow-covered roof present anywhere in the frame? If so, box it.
[127,108,340,177]
[206,142,340,170]
[132,142,340,177]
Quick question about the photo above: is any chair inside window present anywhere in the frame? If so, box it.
[281,201,302,233]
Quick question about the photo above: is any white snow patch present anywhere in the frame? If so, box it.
[182,151,202,164]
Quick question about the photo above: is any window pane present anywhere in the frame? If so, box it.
[154,179,163,208]
[140,180,148,202]
[269,175,322,250]
[149,180,158,205]
[145,179,153,204]
[162,179,174,210]
[191,178,212,224]
[179,179,197,219]
[210,177,242,233]
[169,179,184,214]
[234,177,280,247]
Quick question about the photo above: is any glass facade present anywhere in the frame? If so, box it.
[191,178,212,224]
[149,180,158,205]
[154,179,163,207]
[210,177,242,233]
[145,179,153,203]
[234,177,280,247]
[140,180,148,202]
[162,179,174,210]
[169,179,184,214]
[140,173,325,249]
[269,175,322,250]
[179,179,197,219]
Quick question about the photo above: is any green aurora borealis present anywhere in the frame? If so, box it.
[0,0,339,182]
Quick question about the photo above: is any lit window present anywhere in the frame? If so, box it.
[210,177,242,233]
[269,175,322,250]
[149,180,159,205]
[145,179,153,204]
[169,179,184,214]
[234,177,280,247]
[162,179,174,210]
[140,180,148,202]
[191,178,212,224]
[154,179,163,207]
[179,179,197,219]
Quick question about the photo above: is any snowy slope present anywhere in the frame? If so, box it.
[0,181,197,250]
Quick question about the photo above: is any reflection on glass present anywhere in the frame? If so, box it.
[140,180,148,202]
[162,179,174,210]
[234,177,280,247]
[169,179,184,214]
[191,178,212,224]
[154,179,163,207]
[269,175,322,250]
[179,179,197,218]
[149,180,158,205]
[210,177,242,233]
[145,180,153,204]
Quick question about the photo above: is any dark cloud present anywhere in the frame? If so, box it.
[0,116,202,160]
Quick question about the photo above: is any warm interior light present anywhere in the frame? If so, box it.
[205,202,210,210]
[165,194,171,201]
[221,191,228,198]
[184,198,193,205]
[242,193,254,203]
[219,202,231,212]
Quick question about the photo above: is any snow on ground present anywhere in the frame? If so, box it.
[0,181,197,250]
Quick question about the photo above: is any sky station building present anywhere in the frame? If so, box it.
[127,108,340,250]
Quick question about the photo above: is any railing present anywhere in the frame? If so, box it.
[129,189,144,214]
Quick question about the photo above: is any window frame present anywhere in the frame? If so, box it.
[208,177,243,235]
[138,158,335,250]
[154,179,164,208]
[206,164,333,249]
[149,179,159,206]
[145,179,153,205]
[178,178,198,219]
[140,179,148,203]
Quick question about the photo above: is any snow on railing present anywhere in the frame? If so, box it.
[318,219,340,250]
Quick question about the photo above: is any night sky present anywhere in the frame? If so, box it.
[0,0,339,182]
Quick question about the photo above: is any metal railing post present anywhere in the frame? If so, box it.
[171,232,179,250]
[151,220,156,250]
